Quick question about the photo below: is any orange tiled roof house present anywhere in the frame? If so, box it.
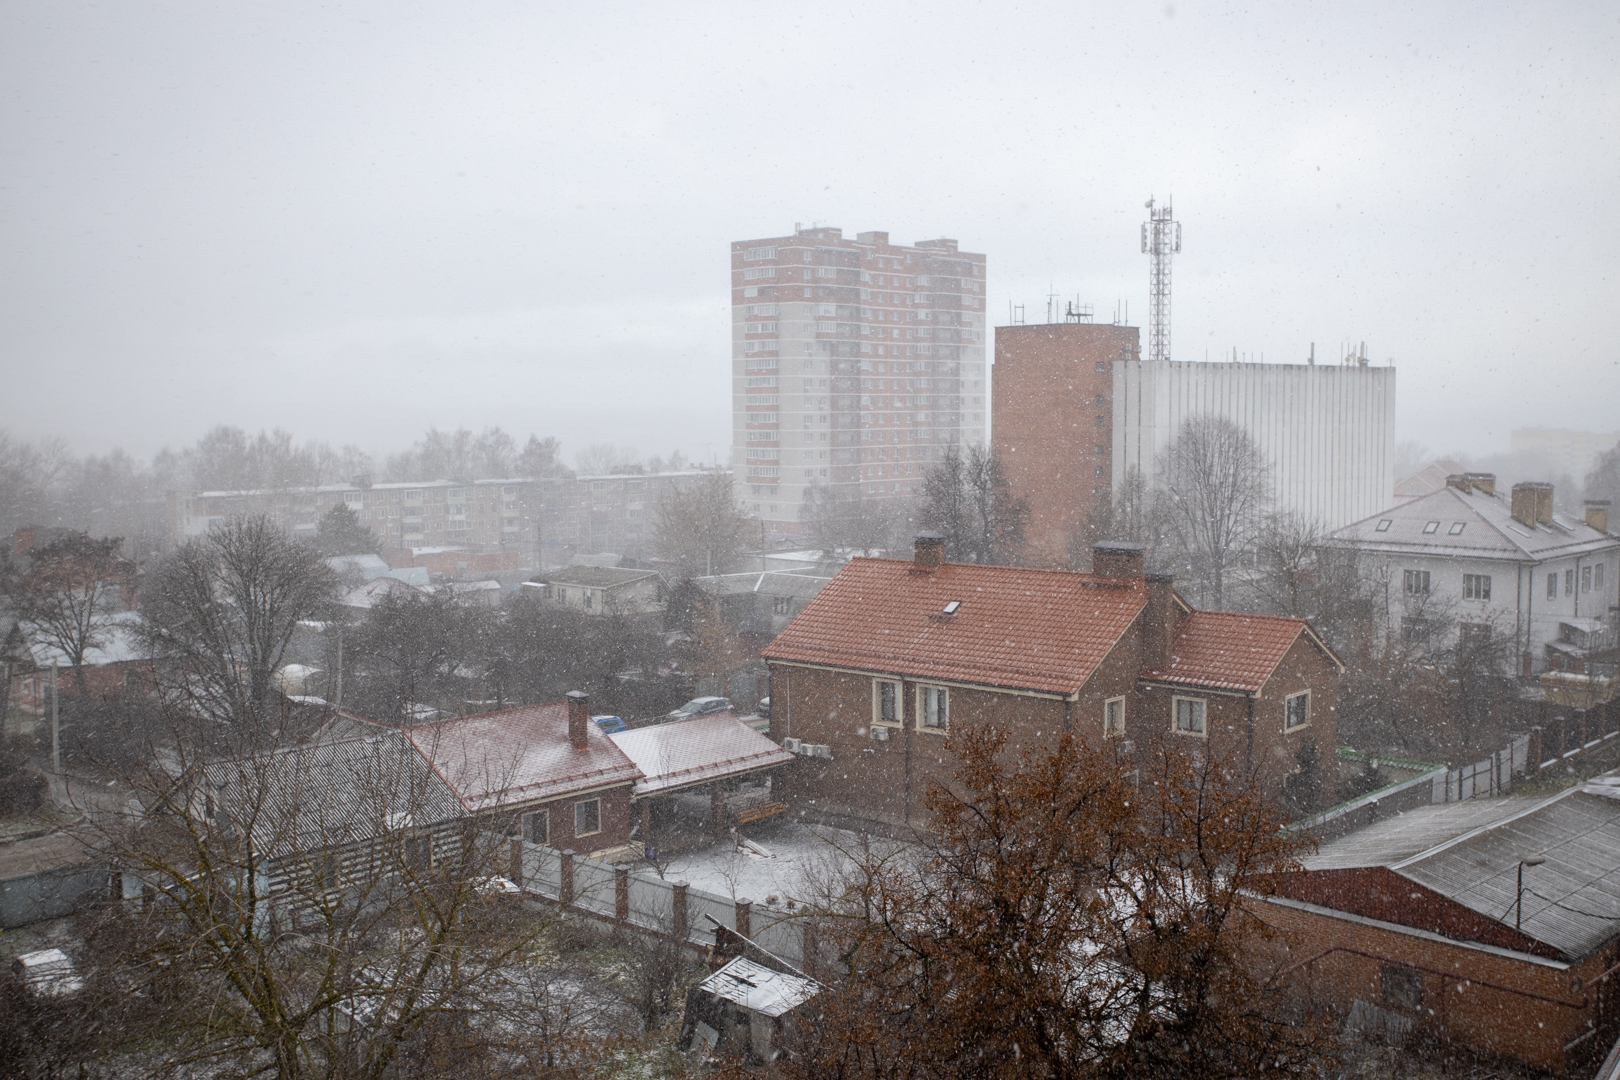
[761,534,1344,828]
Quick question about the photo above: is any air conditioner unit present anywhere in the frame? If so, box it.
[812,744,834,760]
[782,738,803,754]
[870,726,890,742]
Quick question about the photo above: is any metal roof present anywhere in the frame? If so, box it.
[539,565,661,588]
[1329,483,1617,563]
[608,712,795,796]
[1303,797,1546,871]
[696,956,819,1017]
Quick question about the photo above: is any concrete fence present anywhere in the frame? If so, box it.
[499,835,809,969]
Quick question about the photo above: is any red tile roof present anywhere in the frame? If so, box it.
[1140,610,1325,694]
[761,557,1150,695]
[407,701,642,813]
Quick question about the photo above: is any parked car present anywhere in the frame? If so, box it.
[663,696,733,723]
[592,715,627,734]
[755,696,770,719]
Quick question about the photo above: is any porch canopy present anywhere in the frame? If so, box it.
[608,712,793,798]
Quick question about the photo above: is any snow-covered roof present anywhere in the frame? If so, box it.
[696,956,819,1017]
[1330,483,1617,563]
[608,713,795,797]
[325,553,391,578]
[21,609,148,667]
[339,576,422,609]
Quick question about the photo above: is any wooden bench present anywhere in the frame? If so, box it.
[732,801,787,826]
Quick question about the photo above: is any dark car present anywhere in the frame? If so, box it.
[663,696,733,723]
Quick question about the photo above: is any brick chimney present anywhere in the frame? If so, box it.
[1142,569,1177,672]
[565,690,590,750]
[1091,540,1145,579]
[1445,474,1472,493]
[913,531,946,572]
[1511,482,1555,528]
[1587,500,1611,534]
[1464,472,1496,496]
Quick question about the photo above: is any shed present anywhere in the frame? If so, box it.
[681,956,820,1062]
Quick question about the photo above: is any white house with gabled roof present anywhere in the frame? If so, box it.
[1328,473,1618,673]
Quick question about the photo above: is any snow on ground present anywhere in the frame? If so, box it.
[654,821,899,906]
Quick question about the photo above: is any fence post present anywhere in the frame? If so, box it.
[1529,727,1543,775]
[510,839,523,889]
[614,863,630,922]
[735,897,752,939]
[672,880,689,942]
[559,850,576,907]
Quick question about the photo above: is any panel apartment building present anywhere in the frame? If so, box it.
[993,321,1396,565]
[732,226,988,535]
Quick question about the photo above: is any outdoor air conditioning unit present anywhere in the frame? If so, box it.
[811,744,833,760]
[870,726,890,742]
[782,737,803,754]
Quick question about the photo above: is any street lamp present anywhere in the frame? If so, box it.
[1516,855,1547,932]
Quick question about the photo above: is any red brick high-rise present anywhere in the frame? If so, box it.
[991,322,1140,566]
[731,227,988,536]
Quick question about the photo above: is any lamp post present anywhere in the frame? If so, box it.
[1517,855,1546,932]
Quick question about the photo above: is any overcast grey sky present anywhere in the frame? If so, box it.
[3,1,1616,468]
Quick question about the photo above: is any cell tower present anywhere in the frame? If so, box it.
[1141,196,1182,363]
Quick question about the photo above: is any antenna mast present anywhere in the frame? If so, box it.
[1141,196,1182,363]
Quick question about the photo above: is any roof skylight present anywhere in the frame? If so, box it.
[1448,522,1466,535]
[942,600,962,615]
[1375,520,1392,532]
[1422,521,1440,534]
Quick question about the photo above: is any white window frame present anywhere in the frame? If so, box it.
[1462,574,1492,601]
[1285,691,1310,731]
[873,679,902,726]
[574,799,601,838]
[523,808,549,847]
[1103,697,1126,738]
[916,684,948,733]
[1173,696,1207,737]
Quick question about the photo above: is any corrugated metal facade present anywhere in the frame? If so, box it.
[1113,360,1397,531]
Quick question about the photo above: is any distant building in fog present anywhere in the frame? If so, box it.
[730,226,988,537]
[1509,428,1620,483]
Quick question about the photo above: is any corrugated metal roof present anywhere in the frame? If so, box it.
[696,956,819,1017]
[1303,797,1545,871]
[609,712,795,796]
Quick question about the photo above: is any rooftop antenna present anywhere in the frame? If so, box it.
[1065,300,1093,323]
[1141,196,1182,363]
[1046,283,1060,325]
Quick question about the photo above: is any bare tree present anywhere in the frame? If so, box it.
[1077,463,1171,569]
[7,530,132,697]
[574,442,641,476]
[919,442,1028,565]
[801,484,908,556]
[140,516,340,733]
[1159,415,1272,609]
[651,471,753,578]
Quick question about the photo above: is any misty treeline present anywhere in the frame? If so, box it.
[0,423,700,554]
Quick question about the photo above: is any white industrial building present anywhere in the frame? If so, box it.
[1327,475,1618,672]
[1112,359,1397,532]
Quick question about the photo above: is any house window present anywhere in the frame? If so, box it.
[1400,617,1431,645]
[583,589,593,610]
[1566,570,1575,596]
[772,595,791,615]
[404,834,433,871]
[918,685,948,732]
[1173,697,1206,736]
[1598,564,1607,592]
[1382,965,1423,1011]
[1448,522,1466,535]
[523,809,549,846]
[1462,574,1492,601]
[1422,521,1440,534]
[1403,570,1430,595]
[1375,519,1392,532]
[873,680,901,726]
[574,800,601,838]
[1548,573,1557,600]
[1458,623,1491,650]
[1583,566,1593,593]
[1104,697,1125,738]
[1286,691,1310,730]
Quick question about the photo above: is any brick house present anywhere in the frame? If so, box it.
[1258,780,1620,1075]
[404,692,642,859]
[761,535,1342,827]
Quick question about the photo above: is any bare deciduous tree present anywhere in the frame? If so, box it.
[651,471,754,578]
[918,442,1028,565]
[7,530,131,696]
[800,484,908,556]
[1159,415,1272,609]
[140,516,340,733]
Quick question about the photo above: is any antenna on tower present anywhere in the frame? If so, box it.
[1141,196,1182,363]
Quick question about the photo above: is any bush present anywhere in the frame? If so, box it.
[0,768,47,816]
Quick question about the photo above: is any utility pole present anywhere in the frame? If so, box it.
[50,663,59,772]
[1141,197,1182,363]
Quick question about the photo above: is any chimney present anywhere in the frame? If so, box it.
[913,531,946,572]
[1464,472,1496,496]
[565,690,590,750]
[1446,474,1472,494]
[1587,500,1611,534]
[1511,482,1555,528]
[1142,569,1177,672]
[1091,540,1146,579]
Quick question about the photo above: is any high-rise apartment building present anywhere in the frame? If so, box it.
[731,227,987,535]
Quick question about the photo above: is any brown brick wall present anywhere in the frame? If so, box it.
[991,323,1140,566]
[488,786,635,854]
[1257,895,1616,1075]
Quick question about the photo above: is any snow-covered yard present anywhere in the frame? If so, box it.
[652,821,905,908]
